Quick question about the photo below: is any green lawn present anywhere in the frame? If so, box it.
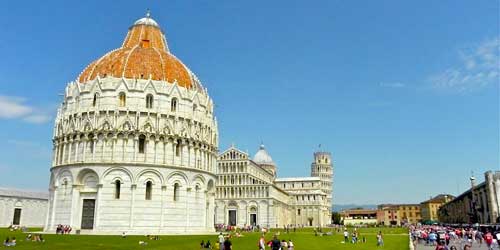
[0,227,409,250]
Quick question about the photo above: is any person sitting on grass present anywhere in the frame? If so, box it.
[10,237,16,246]
[204,240,212,249]
[282,239,289,249]
[3,237,10,246]
[288,239,294,250]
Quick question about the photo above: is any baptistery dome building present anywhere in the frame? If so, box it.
[45,13,218,234]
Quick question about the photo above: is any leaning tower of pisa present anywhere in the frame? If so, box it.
[310,151,333,208]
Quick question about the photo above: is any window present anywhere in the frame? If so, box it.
[141,39,150,48]
[171,98,177,112]
[297,209,301,215]
[175,139,181,156]
[138,135,146,154]
[173,183,179,201]
[119,92,126,107]
[193,104,197,112]
[114,180,121,199]
[146,94,153,109]
[93,93,98,107]
[145,181,152,200]
[88,134,94,153]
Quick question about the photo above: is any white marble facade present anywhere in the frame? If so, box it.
[0,188,48,227]
[215,145,333,228]
[44,14,218,235]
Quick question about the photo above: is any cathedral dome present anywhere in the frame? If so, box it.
[78,12,199,89]
[253,144,275,166]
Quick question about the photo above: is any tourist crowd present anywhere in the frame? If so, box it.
[410,225,500,250]
[56,224,72,234]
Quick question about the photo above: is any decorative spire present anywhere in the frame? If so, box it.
[470,170,476,187]
[146,9,151,18]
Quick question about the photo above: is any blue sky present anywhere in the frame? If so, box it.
[0,0,498,204]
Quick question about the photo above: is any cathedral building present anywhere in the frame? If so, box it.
[45,13,218,234]
[215,144,333,228]
[45,11,333,235]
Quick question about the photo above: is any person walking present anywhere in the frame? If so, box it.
[258,235,266,250]
[377,231,384,247]
[218,233,225,250]
[271,235,281,250]
[343,229,349,243]
[223,236,232,250]
[484,231,493,250]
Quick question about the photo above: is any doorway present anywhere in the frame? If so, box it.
[250,213,257,226]
[228,210,237,226]
[81,199,96,229]
[12,208,21,225]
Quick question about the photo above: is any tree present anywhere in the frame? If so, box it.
[332,212,342,225]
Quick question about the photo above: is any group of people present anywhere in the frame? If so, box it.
[55,224,72,234]
[199,240,213,249]
[26,234,45,243]
[341,228,373,245]
[259,235,294,250]
[7,224,27,232]
[410,225,499,250]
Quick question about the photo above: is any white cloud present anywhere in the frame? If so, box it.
[0,96,32,118]
[430,37,500,92]
[0,95,52,124]
[380,82,406,88]
[23,114,52,124]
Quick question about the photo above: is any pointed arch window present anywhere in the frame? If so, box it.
[173,183,179,201]
[195,185,201,199]
[93,93,98,107]
[145,181,152,200]
[138,135,146,154]
[119,92,126,107]
[114,180,121,199]
[171,98,177,112]
[88,134,95,153]
[175,139,181,157]
[146,94,153,109]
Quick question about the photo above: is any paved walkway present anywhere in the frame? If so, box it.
[416,242,493,250]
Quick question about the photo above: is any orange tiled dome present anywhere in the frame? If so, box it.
[78,13,195,89]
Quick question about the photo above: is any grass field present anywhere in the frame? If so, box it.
[0,227,409,250]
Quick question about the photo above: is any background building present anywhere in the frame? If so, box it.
[377,204,401,225]
[45,13,219,234]
[439,171,500,224]
[340,209,377,226]
[398,204,421,225]
[215,144,333,228]
[377,204,421,225]
[420,194,454,223]
[0,187,48,227]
